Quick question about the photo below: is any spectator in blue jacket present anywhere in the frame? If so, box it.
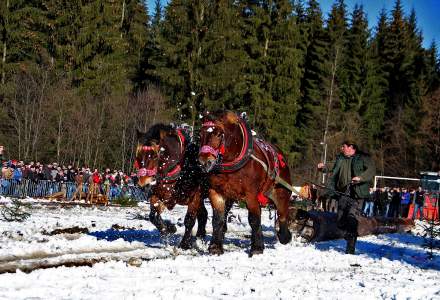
[400,188,411,218]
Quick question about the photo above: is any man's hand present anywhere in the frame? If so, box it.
[352,176,361,182]
[317,162,325,169]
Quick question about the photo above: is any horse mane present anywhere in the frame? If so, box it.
[137,123,174,145]
[202,110,239,125]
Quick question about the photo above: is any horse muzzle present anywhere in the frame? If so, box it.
[199,156,217,173]
[137,168,157,187]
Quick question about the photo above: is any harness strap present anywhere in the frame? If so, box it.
[250,154,301,196]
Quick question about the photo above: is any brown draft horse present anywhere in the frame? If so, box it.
[199,111,292,255]
[135,124,208,249]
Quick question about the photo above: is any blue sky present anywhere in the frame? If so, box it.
[320,0,439,48]
[146,0,439,49]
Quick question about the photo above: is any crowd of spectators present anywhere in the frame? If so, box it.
[0,150,145,201]
[361,187,427,220]
[296,182,430,220]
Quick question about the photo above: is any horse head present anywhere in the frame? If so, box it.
[135,124,187,187]
[135,128,161,187]
[199,111,244,172]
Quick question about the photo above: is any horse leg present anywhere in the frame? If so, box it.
[272,187,292,244]
[149,196,175,235]
[195,199,208,238]
[223,200,233,237]
[247,199,264,256]
[208,189,225,255]
[179,193,202,249]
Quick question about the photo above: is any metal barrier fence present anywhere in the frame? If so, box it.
[0,179,149,202]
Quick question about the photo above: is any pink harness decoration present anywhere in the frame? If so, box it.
[137,167,157,177]
[142,145,155,151]
[200,145,220,157]
[202,121,216,128]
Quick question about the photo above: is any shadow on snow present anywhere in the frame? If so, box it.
[314,233,440,271]
[88,227,278,254]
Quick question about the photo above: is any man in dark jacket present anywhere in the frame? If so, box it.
[319,140,376,254]
[413,186,425,220]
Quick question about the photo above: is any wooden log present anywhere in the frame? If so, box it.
[285,207,415,243]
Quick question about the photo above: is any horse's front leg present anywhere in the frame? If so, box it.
[247,199,264,256]
[196,198,208,238]
[149,196,176,235]
[208,189,226,255]
[179,192,202,249]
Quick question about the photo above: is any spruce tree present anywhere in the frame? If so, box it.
[139,0,162,88]
[340,4,368,112]
[296,0,328,135]
[122,0,149,89]
[0,0,49,85]
[235,0,272,132]
[266,0,302,162]
[149,0,212,124]
[425,41,440,92]
[64,0,129,95]
[199,1,246,112]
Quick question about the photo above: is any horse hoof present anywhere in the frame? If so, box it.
[179,240,192,250]
[167,224,177,234]
[249,248,264,257]
[208,243,224,255]
[195,230,206,239]
[163,221,177,234]
[277,230,292,245]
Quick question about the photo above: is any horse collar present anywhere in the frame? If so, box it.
[157,129,186,183]
[217,118,254,173]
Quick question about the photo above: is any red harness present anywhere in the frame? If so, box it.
[157,129,186,182]
[254,139,286,206]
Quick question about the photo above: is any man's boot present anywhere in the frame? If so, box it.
[345,235,357,254]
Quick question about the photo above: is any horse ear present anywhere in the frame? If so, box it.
[136,129,144,141]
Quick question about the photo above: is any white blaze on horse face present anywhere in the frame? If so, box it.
[207,127,214,133]
[138,176,155,187]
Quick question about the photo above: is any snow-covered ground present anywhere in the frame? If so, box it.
[0,196,439,300]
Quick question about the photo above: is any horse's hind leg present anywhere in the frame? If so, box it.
[180,193,202,249]
[247,199,264,256]
[272,187,292,244]
[223,200,233,236]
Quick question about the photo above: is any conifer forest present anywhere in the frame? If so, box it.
[0,0,439,182]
